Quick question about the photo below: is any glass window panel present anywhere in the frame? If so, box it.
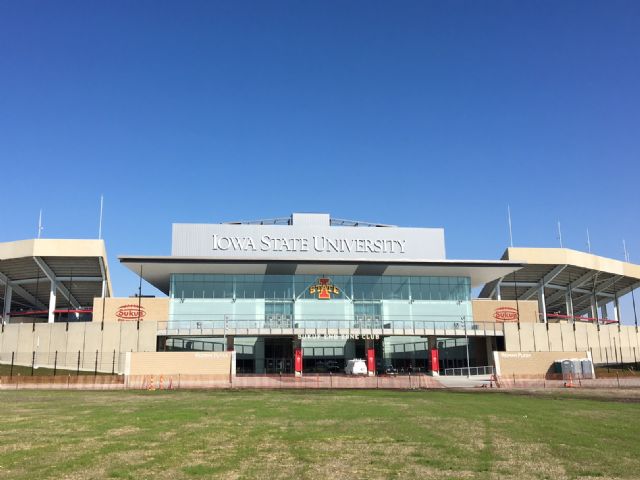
[169,274,472,303]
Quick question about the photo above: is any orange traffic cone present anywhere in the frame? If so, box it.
[565,373,574,388]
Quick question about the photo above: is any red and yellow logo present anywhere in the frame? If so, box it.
[309,278,340,300]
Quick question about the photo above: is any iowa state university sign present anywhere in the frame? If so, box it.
[212,234,408,254]
[172,223,445,261]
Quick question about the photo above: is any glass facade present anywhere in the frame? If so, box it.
[161,335,486,374]
[171,274,470,302]
[169,274,473,330]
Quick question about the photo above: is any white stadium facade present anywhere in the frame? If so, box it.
[1,213,639,380]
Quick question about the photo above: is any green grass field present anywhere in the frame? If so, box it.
[0,389,639,479]
[0,364,112,377]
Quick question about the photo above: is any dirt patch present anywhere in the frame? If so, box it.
[304,439,419,479]
[106,426,141,436]
[490,437,568,480]
[499,388,640,403]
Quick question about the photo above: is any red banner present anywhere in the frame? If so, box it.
[367,348,375,374]
[294,348,302,373]
[430,348,439,373]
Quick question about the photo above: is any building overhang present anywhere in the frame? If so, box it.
[479,247,640,314]
[119,255,524,294]
[0,239,112,311]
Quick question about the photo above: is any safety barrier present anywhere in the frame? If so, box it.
[0,373,444,390]
[443,366,495,376]
[0,375,125,390]
[494,373,640,389]
[2,370,638,391]
[231,374,443,390]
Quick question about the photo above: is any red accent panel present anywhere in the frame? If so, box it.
[367,348,375,373]
[430,348,439,373]
[294,347,303,373]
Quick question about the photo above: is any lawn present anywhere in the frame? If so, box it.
[0,363,112,377]
[0,389,638,479]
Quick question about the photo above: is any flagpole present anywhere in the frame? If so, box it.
[507,205,513,248]
[557,221,563,248]
[37,209,43,238]
[98,195,104,240]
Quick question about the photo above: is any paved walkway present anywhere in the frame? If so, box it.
[435,374,493,388]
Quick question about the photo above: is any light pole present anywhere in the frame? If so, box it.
[463,316,471,378]
[223,315,228,350]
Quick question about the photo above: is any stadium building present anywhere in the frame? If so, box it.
[1,213,639,380]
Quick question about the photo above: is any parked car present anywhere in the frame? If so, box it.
[325,360,341,373]
[345,359,368,375]
[378,364,398,375]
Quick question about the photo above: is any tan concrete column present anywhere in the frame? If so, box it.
[485,337,495,366]
[2,284,11,324]
[48,281,56,324]
[613,297,621,323]
[565,288,574,320]
[538,284,547,323]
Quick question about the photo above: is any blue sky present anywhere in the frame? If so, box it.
[0,1,638,320]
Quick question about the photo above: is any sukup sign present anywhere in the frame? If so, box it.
[493,307,518,322]
[115,304,146,321]
[309,278,340,300]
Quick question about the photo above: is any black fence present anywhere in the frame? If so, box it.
[0,350,127,376]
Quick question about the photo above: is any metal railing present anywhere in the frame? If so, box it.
[157,317,505,337]
[443,365,495,376]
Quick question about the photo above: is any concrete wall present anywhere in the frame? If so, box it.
[0,321,157,373]
[495,351,588,377]
[504,322,640,365]
[92,297,169,322]
[125,351,233,376]
[3,317,638,375]
[472,299,538,323]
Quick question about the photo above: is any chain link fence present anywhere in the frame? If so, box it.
[2,371,640,390]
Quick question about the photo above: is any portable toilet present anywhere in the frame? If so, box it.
[571,360,583,378]
[554,361,564,374]
[581,359,593,379]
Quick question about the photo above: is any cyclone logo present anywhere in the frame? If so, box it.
[309,278,340,300]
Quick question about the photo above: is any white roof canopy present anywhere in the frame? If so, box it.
[119,256,523,294]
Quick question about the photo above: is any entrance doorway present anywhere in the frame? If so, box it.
[353,338,382,373]
[264,337,293,373]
